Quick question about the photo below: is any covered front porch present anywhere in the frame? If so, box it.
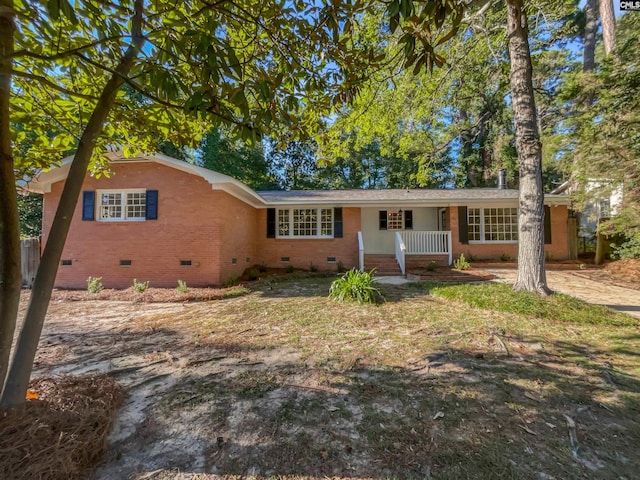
[359,230,452,275]
[357,206,452,275]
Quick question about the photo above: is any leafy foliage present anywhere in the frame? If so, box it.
[560,13,640,239]
[86,277,103,294]
[329,268,382,304]
[453,254,470,271]
[611,233,640,260]
[176,280,188,294]
[320,1,575,190]
[200,128,277,190]
[132,279,149,293]
[17,193,42,238]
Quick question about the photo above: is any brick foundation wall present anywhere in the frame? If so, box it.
[406,254,450,269]
[255,207,361,271]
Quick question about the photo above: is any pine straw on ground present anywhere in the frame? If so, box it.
[0,375,124,480]
[574,258,640,291]
[607,258,640,282]
[47,285,250,303]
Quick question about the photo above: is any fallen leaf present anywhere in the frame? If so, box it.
[320,450,329,460]
[519,424,538,435]
[524,392,542,402]
[433,411,445,420]
[26,389,38,400]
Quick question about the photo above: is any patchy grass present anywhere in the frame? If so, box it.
[430,282,636,326]
[28,277,640,480]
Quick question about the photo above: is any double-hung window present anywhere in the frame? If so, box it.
[277,208,333,238]
[468,207,518,243]
[97,189,147,221]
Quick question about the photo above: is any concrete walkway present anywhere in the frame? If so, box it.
[486,268,640,319]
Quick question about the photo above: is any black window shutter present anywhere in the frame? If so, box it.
[544,205,552,244]
[379,210,387,230]
[267,208,276,238]
[404,210,413,230]
[334,207,343,238]
[458,206,469,244]
[82,191,95,221]
[146,190,158,220]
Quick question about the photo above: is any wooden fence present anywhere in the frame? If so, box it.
[21,237,40,288]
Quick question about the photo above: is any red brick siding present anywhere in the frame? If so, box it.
[44,162,235,288]
[446,205,570,261]
[255,207,361,271]
[216,191,259,284]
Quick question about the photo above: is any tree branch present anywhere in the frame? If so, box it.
[11,35,129,60]
[11,70,102,101]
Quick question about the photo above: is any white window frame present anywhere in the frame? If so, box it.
[468,207,519,244]
[96,189,147,222]
[387,210,404,230]
[276,207,334,238]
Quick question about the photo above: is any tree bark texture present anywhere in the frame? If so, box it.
[506,0,551,295]
[0,0,146,409]
[599,0,615,56]
[583,0,597,72]
[0,0,21,392]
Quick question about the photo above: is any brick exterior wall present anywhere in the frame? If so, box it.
[255,207,361,271]
[42,160,570,288]
[44,162,257,288]
[446,205,570,261]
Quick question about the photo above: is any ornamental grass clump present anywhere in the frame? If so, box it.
[329,268,382,304]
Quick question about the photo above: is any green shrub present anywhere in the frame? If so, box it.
[466,252,478,262]
[256,264,268,273]
[86,276,103,294]
[500,252,511,262]
[611,233,640,259]
[309,263,319,272]
[426,261,438,272]
[453,254,470,271]
[133,279,149,293]
[246,267,260,281]
[336,260,346,273]
[224,274,240,287]
[176,280,188,293]
[285,265,295,273]
[329,268,382,304]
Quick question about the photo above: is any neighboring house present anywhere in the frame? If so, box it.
[28,153,571,288]
[551,180,623,243]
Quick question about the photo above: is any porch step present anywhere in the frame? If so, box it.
[364,254,403,276]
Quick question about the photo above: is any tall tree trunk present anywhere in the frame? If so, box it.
[599,0,615,56]
[506,0,551,295]
[0,0,20,391]
[583,0,597,72]
[457,109,477,186]
[0,0,146,409]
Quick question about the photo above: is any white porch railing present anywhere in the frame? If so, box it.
[394,232,407,275]
[358,231,365,272]
[401,231,452,265]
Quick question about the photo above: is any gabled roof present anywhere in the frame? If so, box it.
[26,152,267,208]
[26,152,570,207]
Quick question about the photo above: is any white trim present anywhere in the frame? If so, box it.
[96,188,147,222]
[468,207,519,244]
[275,207,334,239]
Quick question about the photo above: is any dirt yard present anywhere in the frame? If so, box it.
[19,278,640,480]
